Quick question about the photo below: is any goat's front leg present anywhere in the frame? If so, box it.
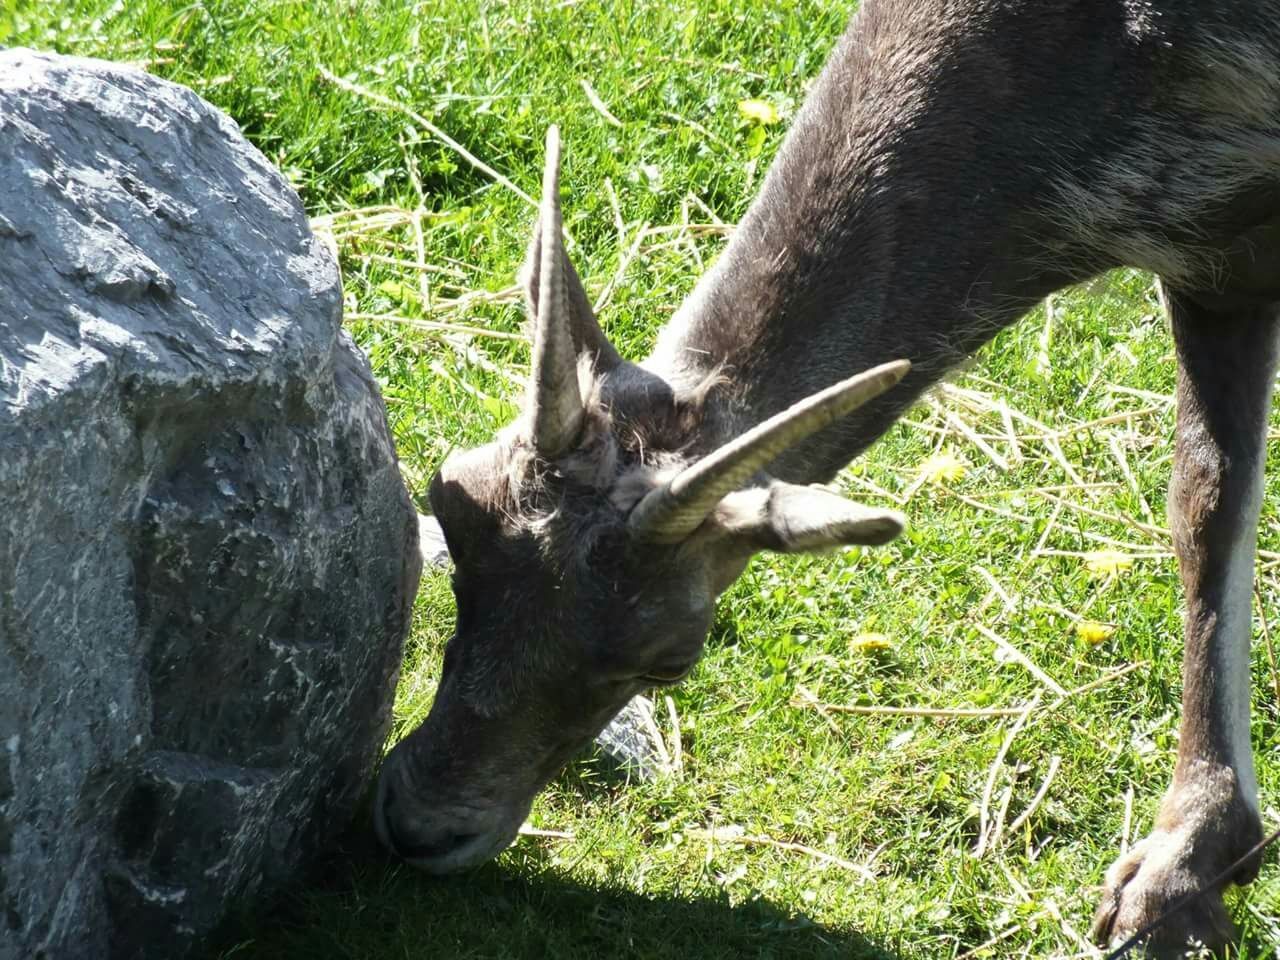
[1091,289,1276,957]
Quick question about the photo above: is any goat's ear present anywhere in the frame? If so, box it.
[709,482,905,554]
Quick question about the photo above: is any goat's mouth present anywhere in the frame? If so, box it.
[373,770,528,874]
[390,823,516,874]
[375,803,524,874]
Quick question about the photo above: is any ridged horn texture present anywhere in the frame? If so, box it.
[628,359,912,543]
[526,125,585,459]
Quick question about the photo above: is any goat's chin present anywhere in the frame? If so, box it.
[402,823,522,875]
[375,794,529,875]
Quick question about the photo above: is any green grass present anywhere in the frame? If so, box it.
[12,1,1280,957]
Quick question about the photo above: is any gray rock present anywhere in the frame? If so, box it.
[594,695,673,781]
[417,513,452,568]
[0,49,420,959]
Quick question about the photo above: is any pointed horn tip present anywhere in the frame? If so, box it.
[879,357,911,381]
[824,358,910,409]
[845,357,911,397]
[540,126,563,214]
[544,125,562,172]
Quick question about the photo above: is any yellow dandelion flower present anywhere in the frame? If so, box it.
[737,98,780,125]
[1083,550,1134,576]
[1075,620,1116,646]
[851,632,893,653]
[918,451,967,486]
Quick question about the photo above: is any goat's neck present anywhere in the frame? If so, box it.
[642,4,1230,483]
[642,27,1088,483]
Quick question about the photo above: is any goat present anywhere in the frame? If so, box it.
[375,2,1280,954]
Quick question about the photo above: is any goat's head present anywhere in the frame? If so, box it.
[374,128,909,873]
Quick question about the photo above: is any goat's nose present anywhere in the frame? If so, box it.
[378,785,477,863]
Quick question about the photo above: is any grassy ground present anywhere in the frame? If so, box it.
[11,1,1280,957]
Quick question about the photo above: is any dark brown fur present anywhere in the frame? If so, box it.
[378,4,1280,955]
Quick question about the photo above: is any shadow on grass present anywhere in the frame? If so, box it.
[210,821,904,960]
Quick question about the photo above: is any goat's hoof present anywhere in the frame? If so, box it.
[1091,832,1234,957]
[1090,775,1262,958]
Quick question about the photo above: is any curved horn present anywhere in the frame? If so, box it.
[628,359,911,542]
[525,125,584,458]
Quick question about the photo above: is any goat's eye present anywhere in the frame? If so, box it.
[639,660,697,686]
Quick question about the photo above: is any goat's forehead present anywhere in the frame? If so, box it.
[426,442,522,550]
[434,442,512,501]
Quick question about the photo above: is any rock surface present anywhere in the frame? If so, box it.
[0,49,420,959]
